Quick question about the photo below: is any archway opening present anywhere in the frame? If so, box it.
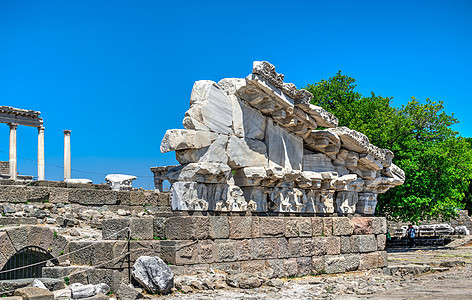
[0,246,58,280]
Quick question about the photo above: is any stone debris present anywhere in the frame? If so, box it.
[31,279,48,290]
[155,61,405,214]
[105,174,137,191]
[14,286,54,300]
[131,256,174,294]
[68,283,110,299]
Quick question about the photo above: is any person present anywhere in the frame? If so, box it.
[407,225,416,248]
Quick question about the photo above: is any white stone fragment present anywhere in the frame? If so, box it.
[175,134,229,164]
[335,191,358,214]
[265,118,303,170]
[227,136,268,169]
[160,129,218,153]
[166,163,231,184]
[105,174,137,191]
[356,192,378,214]
[65,178,92,184]
[132,256,174,294]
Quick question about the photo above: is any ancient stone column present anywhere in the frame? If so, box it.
[37,127,45,180]
[63,130,71,180]
[9,124,18,181]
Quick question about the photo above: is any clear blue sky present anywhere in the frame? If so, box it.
[1,0,471,189]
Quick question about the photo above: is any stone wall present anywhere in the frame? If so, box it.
[96,215,387,278]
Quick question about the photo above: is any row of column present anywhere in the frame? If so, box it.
[8,124,71,181]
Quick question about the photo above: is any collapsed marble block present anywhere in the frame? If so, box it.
[186,80,233,134]
[356,192,378,215]
[105,174,137,191]
[233,167,267,187]
[227,136,268,168]
[160,129,218,153]
[230,95,266,140]
[303,152,337,173]
[296,171,322,189]
[175,134,229,164]
[335,191,359,214]
[265,118,303,170]
[166,163,231,184]
[305,130,341,159]
[241,186,267,212]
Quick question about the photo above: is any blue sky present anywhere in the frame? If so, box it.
[0,0,471,188]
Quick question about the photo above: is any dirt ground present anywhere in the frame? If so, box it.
[162,237,472,300]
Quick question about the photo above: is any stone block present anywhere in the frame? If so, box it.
[28,226,54,251]
[184,263,210,275]
[284,258,298,277]
[86,268,122,293]
[288,238,302,257]
[350,217,373,235]
[49,188,69,203]
[153,217,166,239]
[209,216,229,239]
[358,235,377,253]
[68,241,92,265]
[301,238,314,256]
[14,287,54,300]
[102,218,130,240]
[344,254,360,271]
[260,217,285,237]
[312,237,327,256]
[68,189,119,205]
[6,226,29,251]
[160,129,219,153]
[277,238,290,259]
[0,186,27,202]
[377,234,386,251]
[92,241,119,268]
[164,216,196,240]
[194,217,211,239]
[160,240,197,265]
[0,232,16,265]
[359,252,380,270]
[215,240,236,262]
[175,134,229,165]
[197,240,215,263]
[230,96,266,140]
[251,217,261,238]
[311,256,326,275]
[296,257,312,276]
[227,136,268,169]
[253,238,277,259]
[325,255,347,274]
[265,118,303,170]
[130,218,153,240]
[51,235,69,260]
[379,251,388,267]
[211,262,241,275]
[323,217,333,236]
[326,236,340,255]
[235,239,253,261]
[332,217,354,236]
[228,217,252,239]
[285,218,298,237]
[340,236,353,254]
[312,217,323,236]
[129,241,160,264]
[265,259,285,278]
[298,218,313,237]
[240,260,265,275]
[372,217,387,234]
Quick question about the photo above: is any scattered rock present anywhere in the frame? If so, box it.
[31,279,48,290]
[131,256,174,294]
[70,283,110,299]
[116,283,143,300]
[14,287,54,300]
[226,273,262,289]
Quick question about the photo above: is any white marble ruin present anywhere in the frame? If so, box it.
[154,61,405,214]
[105,174,137,191]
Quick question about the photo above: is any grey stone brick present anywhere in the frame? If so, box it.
[325,255,346,274]
[265,259,285,278]
[312,217,323,236]
[253,238,277,259]
[235,239,253,261]
[296,257,312,276]
[298,218,312,237]
[197,240,215,263]
[209,216,229,239]
[229,217,252,239]
[332,217,354,236]
[285,218,298,237]
[277,238,290,259]
[130,218,153,240]
[102,218,130,240]
[377,234,386,251]
[260,217,285,237]
[164,216,195,240]
[215,240,236,262]
[358,234,377,253]
[326,236,341,255]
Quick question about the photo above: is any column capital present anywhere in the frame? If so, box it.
[8,123,18,129]
[38,126,45,133]
[63,129,71,135]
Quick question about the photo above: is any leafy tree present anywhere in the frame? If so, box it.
[304,72,472,223]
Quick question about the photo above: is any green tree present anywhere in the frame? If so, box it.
[304,72,472,223]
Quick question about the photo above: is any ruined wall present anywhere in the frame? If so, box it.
[0,162,8,175]
[156,61,405,215]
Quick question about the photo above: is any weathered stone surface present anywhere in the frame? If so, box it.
[0,232,15,268]
[209,216,229,239]
[358,235,377,253]
[197,240,215,263]
[265,259,285,278]
[377,234,387,250]
[215,240,236,262]
[229,217,253,239]
[325,255,347,274]
[332,217,354,236]
[175,134,229,164]
[356,192,378,215]
[131,256,173,294]
[14,287,54,300]
[265,118,303,170]
[116,283,143,300]
[102,218,130,240]
[297,257,312,276]
[160,129,218,153]
[187,80,233,135]
[351,217,373,235]
[130,218,153,240]
[253,238,277,259]
[167,163,231,184]
[235,239,253,261]
[312,217,323,236]
[277,238,290,259]
[70,283,110,299]
[326,236,341,255]
[227,136,268,169]
[260,218,285,237]
[6,226,29,251]
[335,191,358,214]
[230,96,266,140]
[105,174,137,191]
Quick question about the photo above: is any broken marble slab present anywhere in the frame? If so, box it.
[335,191,359,214]
[303,152,337,173]
[175,134,229,164]
[265,118,303,170]
[160,129,218,153]
[65,178,92,184]
[305,130,341,159]
[295,171,323,189]
[227,136,268,169]
[356,192,378,214]
[333,174,358,191]
[105,174,137,191]
[241,186,268,212]
[233,167,267,187]
[166,162,231,184]
[186,80,233,135]
[230,95,266,140]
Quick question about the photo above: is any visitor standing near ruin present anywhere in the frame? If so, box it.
[407,225,416,247]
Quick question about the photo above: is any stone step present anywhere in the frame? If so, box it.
[0,278,65,295]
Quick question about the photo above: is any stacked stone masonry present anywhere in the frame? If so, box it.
[155,61,405,214]
[98,216,387,277]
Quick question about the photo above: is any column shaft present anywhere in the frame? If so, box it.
[37,127,45,180]
[9,124,18,181]
[63,130,71,180]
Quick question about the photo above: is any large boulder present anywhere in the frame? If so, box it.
[132,256,174,294]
